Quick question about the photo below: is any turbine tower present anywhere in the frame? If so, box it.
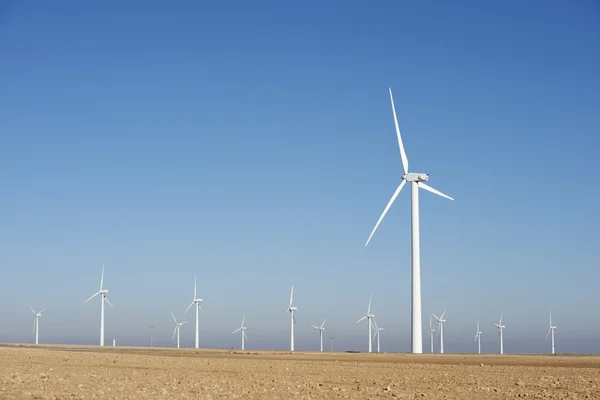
[432,310,447,354]
[29,306,45,345]
[372,317,385,353]
[84,265,114,346]
[171,312,186,348]
[546,310,556,355]
[428,315,435,353]
[286,286,297,351]
[356,295,375,353]
[310,318,327,352]
[184,275,204,349]
[474,320,482,354]
[232,314,248,351]
[495,313,505,355]
[365,88,454,354]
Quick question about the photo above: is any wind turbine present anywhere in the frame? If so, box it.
[286,286,297,351]
[432,310,446,354]
[29,306,45,345]
[365,88,454,354]
[474,320,482,354]
[428,315,435,353]
[494,313,505,355]
[232,314,248,351]
[84,265,114,346]
[310,318,327,352]
[184,275,203,349]
[372,317,385,353]
[171,312,186,348]
[356,295,375,353]
[546,311,556,355]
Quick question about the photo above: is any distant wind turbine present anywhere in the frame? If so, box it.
[429,315,435,353]
[474,320,482,354]
[364,88,454,354]
[232,314,248,351]
[432,310,447,354]
[184,275,204,349]
[494,313,505,355]
[84,265,114,346]
[171,312,186,348]
[310,318,327,352]
[28,306,45,345]
[372,317,385,353]
[356,295,375,353]
[546,311,556,355]
[286,286,297,351]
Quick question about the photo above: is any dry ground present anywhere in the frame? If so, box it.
[1,344,599,399]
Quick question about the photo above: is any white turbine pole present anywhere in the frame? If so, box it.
[356,295,375,353]
[365,88,454,354]
[429,315,435,353]
[310,318,327,352]
[495,313,505,355]
[474,320,482,354]
[546,310,556,355]
[171,312,186,349]
[84,265,113,347]
[232,314,247,351]
[372,317,384,353]
[287,286,297,351]
[432,310,446,354]
[185,275,203,349]
[29,306,45,345]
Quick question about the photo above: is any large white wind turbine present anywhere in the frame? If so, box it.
[232,314,248,351]
[495,313,505,355]
[356,295,375,353]
[474,320,482,354]
[286,286,297,351]
[171,312,186,349]
[429,315,435,353]
[365,88,454,354]
[432,310,447,354]
[184,275,204,349]
[372,317,385,353]
[310,318,327,352]
[29,306,45,345]
[546,311,556,355]
[84,265,114,346]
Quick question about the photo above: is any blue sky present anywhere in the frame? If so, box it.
[0,1,599,354]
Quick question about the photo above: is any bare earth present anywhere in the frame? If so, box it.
[1,345,599,399]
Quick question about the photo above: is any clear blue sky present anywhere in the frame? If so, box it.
[1,1,599,354]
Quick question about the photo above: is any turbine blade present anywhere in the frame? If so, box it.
[181,321,187,325]
[356,316,367,324]
[199,304,204,312]
[232,327,242,334]
[244,331,248,341]
[104,297,114,308]
[100,264,105,291]
[417,182,454,201]
[474,333,478,342]
[310,325,319,329]
[32,316,36,334]
[365,180,406,246]
[39,309,46,314]
[293,315,296,325]
[545,328,551,340]
[432,313,439,321]
[372,330,378,343]
[372,317,379,330]
[241,313,245,327]
[172,326,177,342]
[84,292,100,304]
[388,87,409,175]
[185,301,194,314]
[440,309,447,320]
[320,317,327,329]
[28,305,35,314]
[289,286,294,308]
[499,312,503,326]
[171,312,177,324]
[549,310,552,326]
[367,295,372,315]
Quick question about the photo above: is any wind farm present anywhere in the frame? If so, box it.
[1,0,597,393]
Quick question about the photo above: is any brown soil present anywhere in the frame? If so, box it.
[0,344,598,399]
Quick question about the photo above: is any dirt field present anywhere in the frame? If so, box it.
[1,344,599,399]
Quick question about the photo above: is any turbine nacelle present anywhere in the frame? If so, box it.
[404,173,429,182]
[288,307,297,311]
[99,290,108,295]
